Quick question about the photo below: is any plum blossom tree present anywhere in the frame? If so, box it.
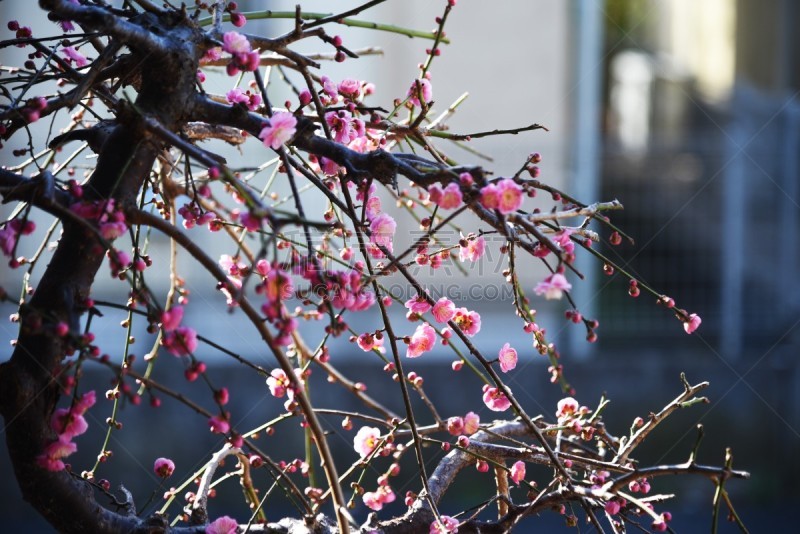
[0,1,748,533]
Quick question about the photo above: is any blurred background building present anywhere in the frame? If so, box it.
[1,0,798,530]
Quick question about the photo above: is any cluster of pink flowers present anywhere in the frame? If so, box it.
[353,426,381,458]
[446,411,480,436]
[325,110,366,144]
[160,305,198,356]
[70,198,128,240]
[226,87,262,111]
[482,384,511,412]
[326,270,375,311]
[479,178,523,214]
[178,202,216,230]
[406,323,436,358]
[36,390,96,471]
[534,272,572,300]
[221,31,259,74]
[428,182,463,210]
[362,483,396,511]
[259,111,297,150]
[0,218,35,257]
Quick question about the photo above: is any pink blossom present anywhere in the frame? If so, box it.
[230,11,247,27]
[430,515,459,533]
[439,183,463,209]
[407,78,432,107]
[222,32,251,55]
[446,416,465,436]
[605,500,621,515]
[259,112,297,149]
[428,184,444,205]
[220,254,246,277]
[154,457,175,478]
[321,76,338,98]
[429,183,462,209]
[496,179,523,214]
[405,295,432,314]
[99,220,127,240]
[556,397,579,420]
[479,183,500,210]
[369,213,396,253]
[35,437,77,472]
[365,195,382,220]
[407,323,436,358]
[453,308,481,336]
[354,426,381,458]
[62,46,87,67]
[459,235,485,262]
[201,46,222,63]
[553,229,575,254]
[482,385,511,412]
[362,484,395,511]
[463,412,480,435]
[337,78,361,97]
[266,369,291,398]
[208,415,230,434]
[225,87,261,111]
[356,333,376,351]
[510,461,526,485]
[74,390,96,414]
[226,88,249,106]
[683,313,702,334]
[432,297,456,323]
[651,515,668,532]
[206,515,239,534]
[497,343,518,373]
[50,409,88,439]
[162,326,198,356]
[160,306,184,332]
[325,110,364,144]
[0,225,18,256]
[534,273,572,300]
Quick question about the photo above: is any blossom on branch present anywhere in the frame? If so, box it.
[407,323,436,358]
[510,461,526,485]
[353,426,381,458]
[683,313,702,334]
[206,516,239,534]
[430,515,459,533]
[498,343,518,372]
[482,385,511,412]
[534,273,572,300]
[259,112,297,149]
[369,213,396,254]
